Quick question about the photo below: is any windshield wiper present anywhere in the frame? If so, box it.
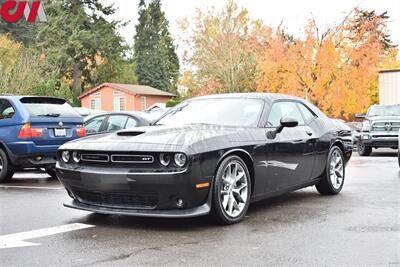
[37,113,61,117]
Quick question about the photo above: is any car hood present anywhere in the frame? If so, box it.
[60,124,264,153]
[366,116,400,122]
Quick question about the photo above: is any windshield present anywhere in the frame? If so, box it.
[20,97,80,118]
[368,105,400,117]
[155,98,264,127]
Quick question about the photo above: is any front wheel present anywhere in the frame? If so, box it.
[398,150,400,168]
[316,146,345,195]
[358,141,372,156]
[0,148,15,183]
[211,155,251,225]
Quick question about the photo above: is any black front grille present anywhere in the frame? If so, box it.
[74,189,158,209]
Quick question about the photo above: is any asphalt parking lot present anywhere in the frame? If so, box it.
[0,150,399,267]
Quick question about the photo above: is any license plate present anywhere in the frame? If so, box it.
[54,128,66,137]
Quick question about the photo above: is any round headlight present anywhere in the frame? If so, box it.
[174,153,187,167]
[159,153,171,166]
[72,151,81,163]
[61,151,70,163]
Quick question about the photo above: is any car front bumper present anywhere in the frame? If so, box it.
[56,164,213,218]
[359,133,398,148]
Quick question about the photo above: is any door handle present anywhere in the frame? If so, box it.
[306,130,313,136]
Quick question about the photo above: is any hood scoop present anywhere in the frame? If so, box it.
[117,131,146,136]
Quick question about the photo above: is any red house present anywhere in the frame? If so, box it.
[78,83,175,112]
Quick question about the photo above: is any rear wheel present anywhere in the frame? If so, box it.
[316,146,345,195]
[0,148,15,183]
[211,155,251,225]
[358,141,372,156]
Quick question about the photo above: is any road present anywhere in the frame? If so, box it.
[0,150,399,266]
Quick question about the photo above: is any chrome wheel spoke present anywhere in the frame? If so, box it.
[220,160,248,218]
[329,151,344,189]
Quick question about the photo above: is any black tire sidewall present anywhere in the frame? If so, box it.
[358,141,371,156]
[325,147,345,194]
[0,148,13,182]
[212,155,251,224]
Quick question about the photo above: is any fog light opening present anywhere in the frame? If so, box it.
[176,198,184,208]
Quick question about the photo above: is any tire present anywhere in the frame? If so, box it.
[316,146,345,195]
[358,141,372,156]
[211,155,251,225]
[398,150,400,168]
[0,148,15,183]
[45,168,57,179]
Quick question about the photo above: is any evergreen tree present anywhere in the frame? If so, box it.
[36,0,127,95]
[133,0,179,93]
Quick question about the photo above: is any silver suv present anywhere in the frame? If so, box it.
[356,104,400,156]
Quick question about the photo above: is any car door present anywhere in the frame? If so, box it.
[262,101,315,193]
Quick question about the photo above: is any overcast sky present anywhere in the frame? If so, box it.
[101,0,400,51]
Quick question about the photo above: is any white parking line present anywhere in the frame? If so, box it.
[0,223,95,249]
[0,185,62,190]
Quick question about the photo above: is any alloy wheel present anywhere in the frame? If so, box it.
[0,156,3,173]
[220,161,249,218]
[329,150,344,189]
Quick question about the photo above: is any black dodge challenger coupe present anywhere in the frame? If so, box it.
[56,93,353,224]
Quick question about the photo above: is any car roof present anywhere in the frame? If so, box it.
[84,111,150,122]
[190,92,303,102]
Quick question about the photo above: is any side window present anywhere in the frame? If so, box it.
[267,101,305,127]
[105,115,128,132]
[85,115,106,135]
[125,117,138,129]
[297,103,316,124]
[0,99,15,120]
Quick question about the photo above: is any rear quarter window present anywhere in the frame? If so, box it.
[20,97,80,118]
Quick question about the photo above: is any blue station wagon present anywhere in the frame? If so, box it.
[0,96,85,182]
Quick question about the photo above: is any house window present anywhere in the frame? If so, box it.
[90,99,101,110]
[140,96,147,111]
[113,91,124,95]
[114,97,126,112]
[91,92,101,97]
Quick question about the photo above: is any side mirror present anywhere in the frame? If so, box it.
[267,117,298,139]
[355,113,366,119]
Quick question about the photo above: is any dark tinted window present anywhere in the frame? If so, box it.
[85,115,106,134]
[267,101,304,127]
[156,99,263,127]
[297,103,316,124]
[0,99,15,120]
[20,97,80,118]
[105,115,128,132]
[368,105,400,116]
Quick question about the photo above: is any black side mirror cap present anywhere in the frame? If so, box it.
[267,117,299,139]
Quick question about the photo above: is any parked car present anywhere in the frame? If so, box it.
[56,93,353,224]
[138,108,171,122]
[74,107,103,117]
[84,112,150,135]
[356,104,400,156]
[0,96,85,182]
[398,130,400,167]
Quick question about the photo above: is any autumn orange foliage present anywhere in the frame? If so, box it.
[257,9,391,119]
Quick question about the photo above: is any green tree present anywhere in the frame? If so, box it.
[133,0,179,93]
[36,0,127,96]
[179,0,270,95]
